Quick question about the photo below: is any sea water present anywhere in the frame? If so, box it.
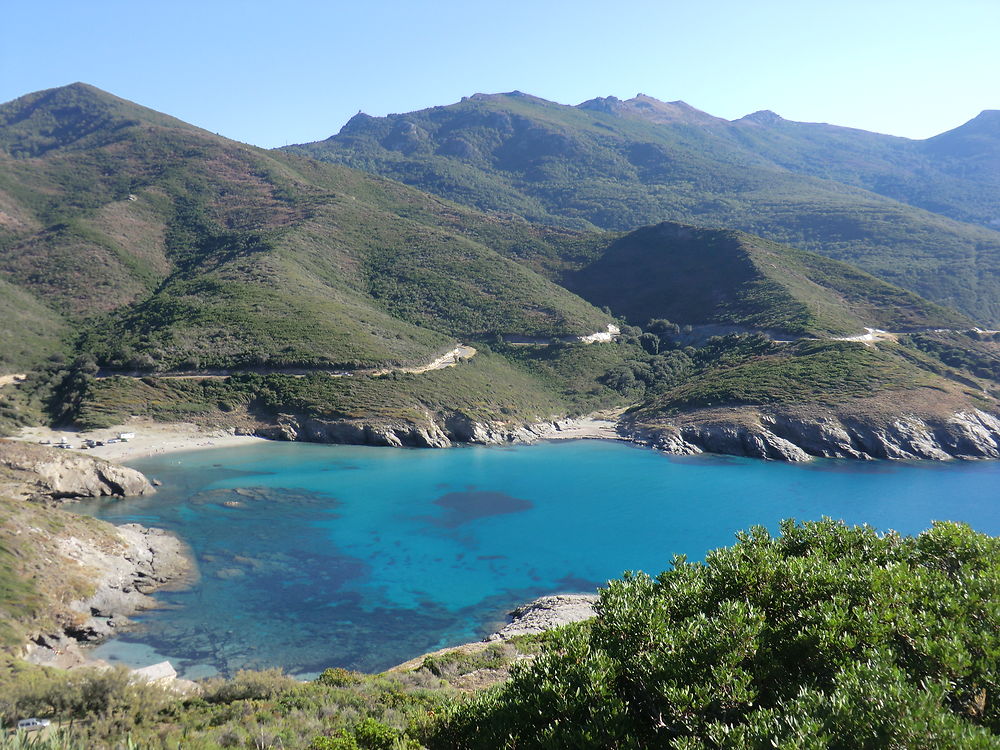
[75,440,1000,679]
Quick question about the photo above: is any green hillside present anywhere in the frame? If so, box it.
[0,84,615,374]
[2,83,997,444]
[290,92,1000,324]
[725,107,1000,231]
[0,276,68,373]
[565,222,971,336]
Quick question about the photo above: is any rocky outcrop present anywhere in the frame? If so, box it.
[624,408,1000,462]
[630,421,810,462]
[488,594,599,640]
[0,440,154,501]
[24,523,193,668]
[256,411,580,449]
[0,440,187,668]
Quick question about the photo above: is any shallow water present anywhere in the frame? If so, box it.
[75,440,1000,678]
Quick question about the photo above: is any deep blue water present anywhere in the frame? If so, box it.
[75,440,1000,679]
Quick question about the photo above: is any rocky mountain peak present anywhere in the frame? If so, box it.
[738,109,785,125]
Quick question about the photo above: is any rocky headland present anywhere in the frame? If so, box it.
[388,593,599,690]
[487,594,599,640]
[0,440,193,669]
[24,523,193,669]
[0,439,154,501]
[623,404,1000,462]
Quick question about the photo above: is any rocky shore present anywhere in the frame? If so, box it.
[24,524,193,669]
[623,407,1000,462]
[249,403,1000,464]
[0,439,154,500]
[18,399,1000,465]
[487,594,599,640]
[0,440,193,669]
[255,411,620,448]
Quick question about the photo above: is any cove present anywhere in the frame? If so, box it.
[75,440,1000,679]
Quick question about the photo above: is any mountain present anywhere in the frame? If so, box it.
[288,93,1000,325]
[0,84,614,374]
[1,84,999,462]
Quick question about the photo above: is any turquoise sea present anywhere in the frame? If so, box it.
[76,440,1000,679]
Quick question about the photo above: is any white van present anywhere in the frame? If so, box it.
[16,718,50,732]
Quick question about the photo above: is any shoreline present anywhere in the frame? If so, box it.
[12,416,623,464]
[13,421,266,463]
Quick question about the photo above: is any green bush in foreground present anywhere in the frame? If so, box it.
[431,519,1000,749]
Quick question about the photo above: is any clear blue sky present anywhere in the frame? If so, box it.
[3,0,997,148]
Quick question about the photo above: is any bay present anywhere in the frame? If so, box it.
[75,440,1000,679]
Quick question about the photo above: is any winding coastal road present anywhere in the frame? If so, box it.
[95,345,478,381]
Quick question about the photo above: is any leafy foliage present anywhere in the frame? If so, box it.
[432,520,1000,749]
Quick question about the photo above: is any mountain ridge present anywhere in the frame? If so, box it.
[1,83,999,466]
[289,89,1000,324]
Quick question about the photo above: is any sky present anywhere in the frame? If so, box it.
[3,0,998,149]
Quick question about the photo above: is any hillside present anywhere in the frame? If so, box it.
[289,92,1000,325]
[564,222,970,336]
[1,84,999,462]
[0,84,616,375]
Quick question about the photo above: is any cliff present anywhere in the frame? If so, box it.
[0,440,154,500]
[255,411,587,448]
[623,405,1000,462]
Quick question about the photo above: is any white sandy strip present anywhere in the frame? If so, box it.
[13,422,263,462]
[542,417,621,441]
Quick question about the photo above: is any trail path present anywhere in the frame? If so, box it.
[96,346,477,381]
[828,327,898,347]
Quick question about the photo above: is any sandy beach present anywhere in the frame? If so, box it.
[542,416,622,441]
[13,421,264,462]
[10,412,624,464]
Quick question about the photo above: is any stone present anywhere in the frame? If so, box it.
[488,594,599,640]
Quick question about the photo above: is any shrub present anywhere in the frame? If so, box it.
[431,520,1000,748]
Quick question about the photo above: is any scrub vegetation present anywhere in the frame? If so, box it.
[2,521,998,749]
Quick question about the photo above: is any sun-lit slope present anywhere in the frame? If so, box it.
[0,276,69,373]
[718,108,1000,231]
[564,222,970,335]
[291,92,1000,324]
[0,84,615,371]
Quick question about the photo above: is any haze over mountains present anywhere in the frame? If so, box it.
[289,91,1000,324]
[1,83,999,461]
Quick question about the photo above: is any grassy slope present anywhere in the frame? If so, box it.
[74,345,636,430]
[726,108,1000,230]
[565,222,970,335]
[291,93,1000,324]
[0,277,69,373]
[629,336,999,426]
